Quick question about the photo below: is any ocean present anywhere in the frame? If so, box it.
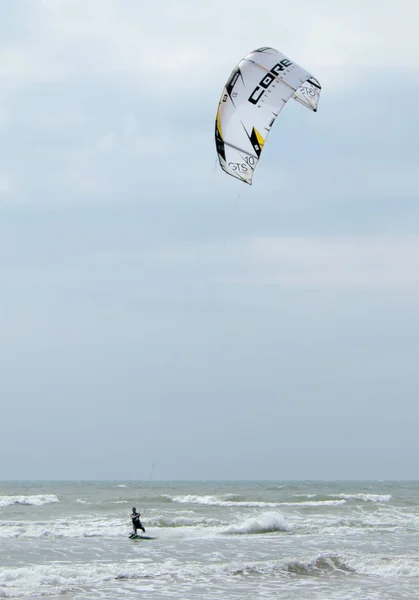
[0,480,418,599]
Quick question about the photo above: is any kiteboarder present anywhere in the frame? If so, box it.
[130,507,145,537]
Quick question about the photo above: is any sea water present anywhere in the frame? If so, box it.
[1,481,418,599]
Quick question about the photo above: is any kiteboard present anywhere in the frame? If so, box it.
[129,534,155,540]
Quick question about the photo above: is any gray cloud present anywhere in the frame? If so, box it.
[0,0,418,480]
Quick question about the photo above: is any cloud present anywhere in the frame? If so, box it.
[0,173,12,194]
[156,234,419,290]
[1,0,418,94]
[2,233,417,296]
[0,0,417,210]
[36,0,419,73]
[0,0,418,481]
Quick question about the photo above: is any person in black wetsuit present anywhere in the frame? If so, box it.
[130,507,145,537]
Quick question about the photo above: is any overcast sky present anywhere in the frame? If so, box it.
[0,0,418,481]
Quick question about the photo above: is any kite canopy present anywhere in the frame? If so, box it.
[215,47,321,184]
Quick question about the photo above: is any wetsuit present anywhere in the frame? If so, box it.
[131,511,145,534]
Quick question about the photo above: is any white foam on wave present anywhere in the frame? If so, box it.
[0,561,141,598]
[0,510,226,539]
[170,495,283,508]
[347,554,419,577]
[281,499,347,507]
[116,484,127,488]
[155,515,225,528]
[294,494,317,498]
[170,494,230,506]
[222,511,292,535]
[1,550,418,598]
[0,516,128,539]
[169,494,347,509]
[170,494,274,508]
[0,495,59,507]
[286,553,353,575]
[0,555,288,598]
[281,503,419,535]
[282,551,419,578]
[0,560,239,598]
[336,493,392,503]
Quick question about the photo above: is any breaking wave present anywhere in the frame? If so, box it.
[168,495,346,508]
[1,551,418,598]
[152,515,225,528]
[222,511,292,535]
[286,553,354,575]
[335,493,392,503]
[0,495,59,507]
[169,494,280,508]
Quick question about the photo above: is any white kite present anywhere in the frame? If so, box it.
[215,47,321,184]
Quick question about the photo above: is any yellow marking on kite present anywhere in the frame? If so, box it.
[216,108,223,139]
[254,128,265,149]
